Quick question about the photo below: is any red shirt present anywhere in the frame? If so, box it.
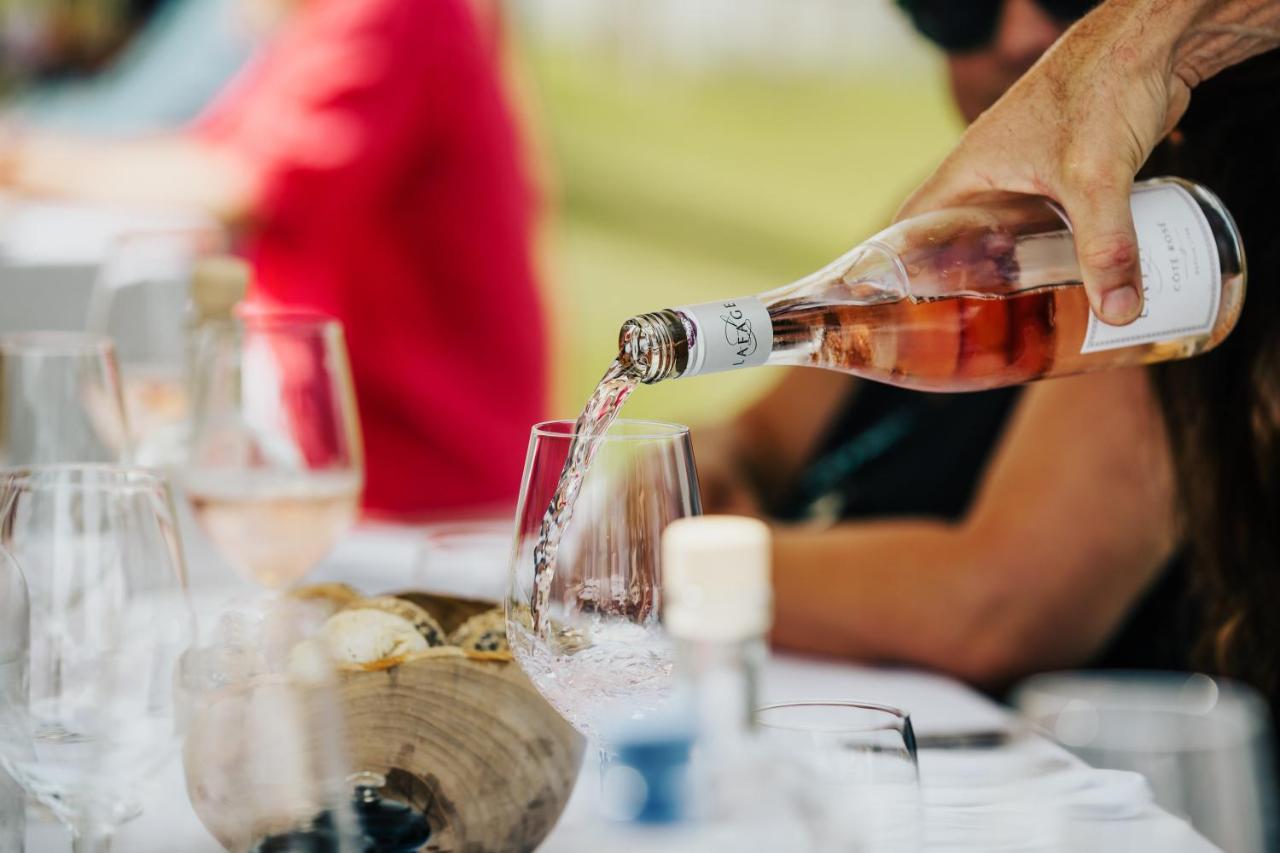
[198,0,546,517]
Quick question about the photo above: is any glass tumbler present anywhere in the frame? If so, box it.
[756,701,923,852]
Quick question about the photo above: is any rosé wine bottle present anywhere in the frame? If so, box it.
[619,177,1244,393]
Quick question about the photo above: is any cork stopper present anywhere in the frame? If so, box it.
[663,515,772,642]
[191,255,250,324]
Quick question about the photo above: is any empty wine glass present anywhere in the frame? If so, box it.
[85,227,228,467]
[756,701,923,852]
[179,597,365,852]
[0,332,130,466]
[0,466,195,853]
[183,312,364,590]
[506,419,701,751]
[1016,670,1278,853]
[0,546,28,851]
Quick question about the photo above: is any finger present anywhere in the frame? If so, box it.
[1056,169,1143,325]
[894,168,976,223]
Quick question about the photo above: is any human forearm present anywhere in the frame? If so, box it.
[772,520,991,673]
[770,515,1172,687]
[1172,0,1280,85]
[770,371,1178,687]
[2,131,255,223]
[1087,0,1280,90]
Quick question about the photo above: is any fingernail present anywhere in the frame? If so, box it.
[1100,286,1140,324]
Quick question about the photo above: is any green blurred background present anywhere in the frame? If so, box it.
[521,29,963,424]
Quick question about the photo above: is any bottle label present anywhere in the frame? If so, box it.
[676,297,774,376]
[1081,182,1221,353]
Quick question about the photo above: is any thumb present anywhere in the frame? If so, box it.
[1058,173,1143,325]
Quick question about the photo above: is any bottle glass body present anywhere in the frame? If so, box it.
[621,178,1245,392]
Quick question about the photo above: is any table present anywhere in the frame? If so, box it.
[23,523,1218,852]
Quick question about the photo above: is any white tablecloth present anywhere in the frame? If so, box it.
[22,523,1218,852]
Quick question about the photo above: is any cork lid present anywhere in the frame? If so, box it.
[191,256,250,324]
[662,515,772,641]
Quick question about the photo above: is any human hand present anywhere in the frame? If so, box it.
[897,0,1272,325]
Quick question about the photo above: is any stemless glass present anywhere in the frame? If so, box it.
[1,546,28,852]
[86,227,227,467]
[756,701,923,853]
[183,312,364,590]
[0,466,195,853]
[506,420,701,750]
[1016,670,1278,853]
[0,332,130,466]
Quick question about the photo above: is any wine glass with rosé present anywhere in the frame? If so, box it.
[183,311,364,591]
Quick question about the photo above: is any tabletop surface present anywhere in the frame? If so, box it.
[20,521,1217,852]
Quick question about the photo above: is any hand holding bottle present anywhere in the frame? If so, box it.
[897,0,1280,326]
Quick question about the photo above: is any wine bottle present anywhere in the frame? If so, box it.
[619,178,1244,392]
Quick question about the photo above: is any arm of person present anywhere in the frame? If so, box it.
[0,130,256,223]
[0,0,464,226]
[771,365,1178,687]
[899,0,1280,325]
[694,367,858,516]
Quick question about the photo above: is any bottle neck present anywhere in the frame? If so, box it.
[618,296,776,384]
[618,243,905,384]
[618,310,688,383]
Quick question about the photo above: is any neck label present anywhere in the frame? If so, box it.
[676,297,774,376]
[1081,182,1221,353]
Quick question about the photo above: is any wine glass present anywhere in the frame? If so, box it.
[0,465,195,853]
[183,312,364,591]
[756,701,923,852]
[1016,670,1278,853]
[85,227,228,467]
[179,597,366,852]
[0,546,28,851]
[0,332,130,466]
[506,419,701,751]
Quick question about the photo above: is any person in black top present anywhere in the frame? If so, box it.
[892,0,1280,714]
[696,0,1204,687]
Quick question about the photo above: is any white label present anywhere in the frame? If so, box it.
[1081,182,1221,353]
[676,297,774,376]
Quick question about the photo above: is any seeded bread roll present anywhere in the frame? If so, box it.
[449,609,508,654]
[346,596,446,647]
[321,609,428,665]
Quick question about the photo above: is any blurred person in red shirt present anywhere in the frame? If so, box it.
[0,0,547,518]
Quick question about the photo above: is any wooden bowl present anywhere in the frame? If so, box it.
[337,594,584,852]
[185,593,584,852]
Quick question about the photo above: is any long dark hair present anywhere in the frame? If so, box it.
[1146,51,1280,701]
